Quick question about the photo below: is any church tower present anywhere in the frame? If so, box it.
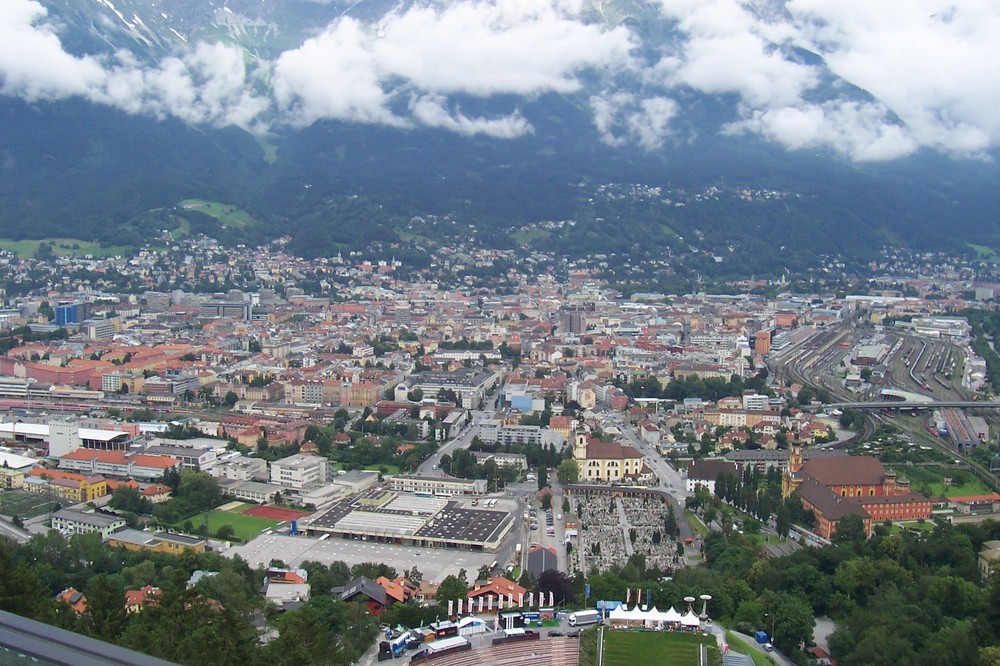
[573,430,588,465]
[782,444,804,497]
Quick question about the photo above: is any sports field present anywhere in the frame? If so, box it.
[179,510,281,542]
[603,631,719,666]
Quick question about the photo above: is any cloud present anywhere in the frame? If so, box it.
[409,94,533,138]
[270,1,635,126]
[272,17,401,127]
[725,100,918,161]
[787,0,1000,157]
[652,0,817,108]
[0,0,106,100]
[0,0,269,130]
[2,0,1000,159]
[591,92,678,150]
[369,2,634,96]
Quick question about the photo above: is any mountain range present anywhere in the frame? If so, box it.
[2,0,999,276]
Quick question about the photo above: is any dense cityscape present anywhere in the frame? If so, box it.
[1,233,1000,666]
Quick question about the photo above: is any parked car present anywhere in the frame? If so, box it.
[549,631,564,637]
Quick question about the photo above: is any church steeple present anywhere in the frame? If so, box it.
[573,430,588,464]
[782,444,804,497]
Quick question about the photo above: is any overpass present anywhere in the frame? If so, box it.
[818,401,1000,411]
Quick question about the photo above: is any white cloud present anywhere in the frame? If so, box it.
[726,100,918,161]
[2,0,1000,158]
[0,0,106,100]
[653,0,817,108]
[269,1,634,127]
[590,92,678,150]
[370,2,634,96]
[409,94,533,138]
[272,17,402,127]
[787,0,1000,157]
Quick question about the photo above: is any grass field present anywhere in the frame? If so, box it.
[179,199,258,228]
[178,510,280,541]
[891,464,992,498]
[0,238,132,257]
[603,631,719,666]
[510,229,552,246]
[0,490,58,519]
[686,509,710,538]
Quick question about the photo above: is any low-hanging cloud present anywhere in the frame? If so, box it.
[409,94,533,138]
[591,92,678,150]
[1,0,1000,160]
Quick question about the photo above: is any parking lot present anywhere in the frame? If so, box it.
[226,533,496,583]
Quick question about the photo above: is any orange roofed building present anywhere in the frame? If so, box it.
[56,588,87,614]
[467,576,527,603]
[376,576,417,604]
[784,445,931,538]
[124,585,162,613]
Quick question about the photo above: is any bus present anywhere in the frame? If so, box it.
[489,559,498,571]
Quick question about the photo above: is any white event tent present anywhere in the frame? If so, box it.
[607,605,701,630]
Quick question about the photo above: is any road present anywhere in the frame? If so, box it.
[731,630,796,666]
[0,516,30,544]
[616,423,697,551]
[415,420,481,477]
[619,426,687,496]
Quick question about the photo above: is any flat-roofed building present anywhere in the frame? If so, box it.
[107,529,207,555]
[389,475,487,496]
[404,369,497,409]
[270,454,327,489]
[216,479,287,504]
[308,489,512,551]
[51,508,126,539]
[141,444,217,471]
[211,455,268,482]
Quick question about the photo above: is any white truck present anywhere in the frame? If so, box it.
[568,610,602,626]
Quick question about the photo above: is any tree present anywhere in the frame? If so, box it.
[775,505,790,538]
[556,459,579,484]
[436,575,468,605]
[109,486,151,515]
[541,492,553,511]
[224,391,239,408]
[215,524,236,542]
[407,388,424,402]
[537,466,548,491]
[562,497,571,514]
[833,514,867,545]
[537,570,574,605]
[476,564,492,581]
[760,590,814,655]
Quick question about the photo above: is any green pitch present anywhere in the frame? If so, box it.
[603,630,718,666]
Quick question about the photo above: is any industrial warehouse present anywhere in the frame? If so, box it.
[304,489,514,552]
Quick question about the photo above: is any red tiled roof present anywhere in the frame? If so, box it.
[467,576,527,600]
[129,454,181,469]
